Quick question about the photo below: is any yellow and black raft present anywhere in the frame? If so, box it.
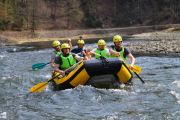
[52,58,133,90]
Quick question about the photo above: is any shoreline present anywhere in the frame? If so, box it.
[1,24,179,44]
[0,25,180,56]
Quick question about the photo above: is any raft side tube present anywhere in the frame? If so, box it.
[70,68,90,87]
[53,62,90,89]
[53,62,86,84]
[84,58,122,76]
[116,62,133,83]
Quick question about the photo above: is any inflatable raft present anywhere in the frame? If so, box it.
[52,58,133,90]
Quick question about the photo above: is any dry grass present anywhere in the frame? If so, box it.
[1,25,180,45]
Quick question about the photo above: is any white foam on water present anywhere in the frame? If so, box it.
[44,74,51,79]
[170,91,180,104]
[0,55,5,59]
[12,48,17,52]
[172,80,180,88]
[170,80,180,104]
[45,84,54,92]
[102,113,119,120]
[108,88,135,95]
[119,84,125,88]
[0,112,7,119]
[1,75,12,80]
[39,74,51,79]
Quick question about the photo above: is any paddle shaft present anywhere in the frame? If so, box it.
[42,62,51,67]
[133,71,145,84]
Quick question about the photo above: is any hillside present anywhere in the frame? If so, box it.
[0,0,180,30]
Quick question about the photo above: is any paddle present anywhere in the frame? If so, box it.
[126,64,141,75]
[133,71,145,84]
[32,62,50,71]
[90,51,142,74]
[122,61,145,84]
[29,60,83,93]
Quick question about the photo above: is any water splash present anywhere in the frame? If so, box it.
[170,80,180,104]
[170,91,180,104]
[172,80,180,88]
[0,112,6,119]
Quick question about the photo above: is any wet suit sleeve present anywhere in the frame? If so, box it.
[54,56,62,65]
[110,45,114,48]
[71,48,76,53]
[124,48,130,58]
[81,48,87,57]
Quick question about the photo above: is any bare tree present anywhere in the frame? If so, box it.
[50,0,58,20]
[31,0,36,36]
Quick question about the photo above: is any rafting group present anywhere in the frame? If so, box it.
[30,35,144,93]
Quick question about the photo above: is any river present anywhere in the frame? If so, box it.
[0,45,180,120]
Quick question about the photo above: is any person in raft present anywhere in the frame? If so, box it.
[71,36,87,57]
[51,40,61,68]
[89,39,110,59]
[109,35,136,69]
[54,43,86,75]
[51,39,72,68]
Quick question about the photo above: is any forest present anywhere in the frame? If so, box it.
[0,0,180,30]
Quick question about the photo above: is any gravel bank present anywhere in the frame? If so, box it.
[127,30,180,57]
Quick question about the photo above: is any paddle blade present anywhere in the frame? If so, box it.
[32,63,49,71]
[132,65,142,74]
[29,82,48,93]
[127,64,142,74]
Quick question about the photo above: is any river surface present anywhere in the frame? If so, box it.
[0,45,180,120]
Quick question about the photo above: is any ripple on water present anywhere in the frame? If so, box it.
[1,48,180,120]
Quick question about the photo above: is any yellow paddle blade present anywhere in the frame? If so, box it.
[29,81,48,93]
[126,64,142,74]
[132,65,142,74]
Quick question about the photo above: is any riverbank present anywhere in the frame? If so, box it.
[0,24,180,56]
[1,24,179,45]
[128,28,180,56]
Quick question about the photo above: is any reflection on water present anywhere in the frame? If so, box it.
[0,46,180,120]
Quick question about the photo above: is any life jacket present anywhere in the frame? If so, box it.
[95,48,109,59]
[54,51,61,57]
[111,46,126,61]
[59,54,76,70]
